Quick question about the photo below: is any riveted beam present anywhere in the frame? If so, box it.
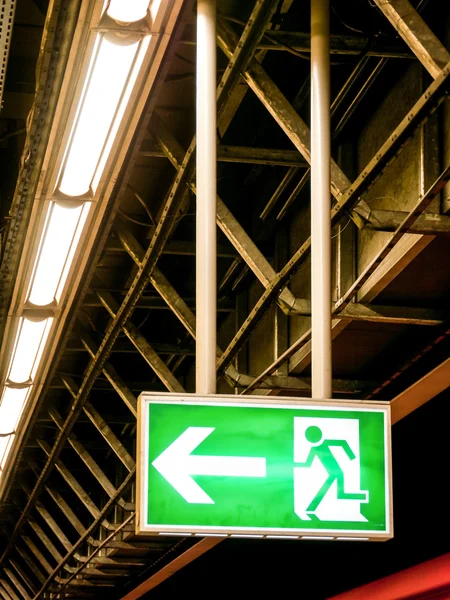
[373,0,450,78]
[141,145,307,167]
[365,209,450,235]
[181,27,414,58]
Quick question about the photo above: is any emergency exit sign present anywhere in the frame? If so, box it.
[137,394,392,541]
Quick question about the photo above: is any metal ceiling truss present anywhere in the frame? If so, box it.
[0,0,449,598]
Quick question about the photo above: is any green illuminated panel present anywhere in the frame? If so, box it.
[137,395,392,541]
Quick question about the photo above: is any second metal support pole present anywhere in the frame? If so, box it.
[311,0,332,399]
[196,0,217,395]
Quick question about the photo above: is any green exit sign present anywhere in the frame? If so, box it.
[137,394,392,541]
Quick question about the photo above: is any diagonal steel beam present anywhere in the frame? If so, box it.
[218,62,450,374]
[8,561,35,599]
[335,166,450,312]
[114,222,313,390]
[47,406,133,513]
[14,546,45,586]
[151,112,307,315]
[0,583,13,600]
[243,166,450,393]
[373,0,450,78]
[45,488,86,538]
[61,375,135,471]
[217,19,353,200]
[35,469,135,599]
[76,330,137,416]
[114,225,196,338]
[37,440,105,523]
[27,520,63,564]
[3,570,28,600]
[0,579,20,600]
[54,514,135,595]
[35,503,73,554]
[0,580,19,600]
[95,290,185,393]
[21,537,53,577]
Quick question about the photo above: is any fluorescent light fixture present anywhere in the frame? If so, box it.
[59,33,142,197]
[231,534,264,539]
[0,0,177,488]
[107,0,150,23]
[91,34,150,193]
[27,201,91,306]
[0,387,30,435]
[0,435,14,470]
[7,317,53,384]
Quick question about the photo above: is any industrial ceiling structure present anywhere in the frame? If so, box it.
[0,0,450,598]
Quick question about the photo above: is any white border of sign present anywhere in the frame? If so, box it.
[137,393,393,541]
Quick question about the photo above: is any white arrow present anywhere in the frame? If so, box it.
[152,426,267,504]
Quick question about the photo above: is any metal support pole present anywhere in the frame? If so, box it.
[196,0,217,394]
[311,0,332,399]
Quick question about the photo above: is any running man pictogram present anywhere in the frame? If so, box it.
[296,425,368,514]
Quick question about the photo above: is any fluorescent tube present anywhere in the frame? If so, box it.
[7,317,53,385]
[58,33,141,197]
[107,0,150,23]
[0,435,14,470]
[0,387,30,435]
[92,34,150,192]
[27,201,90,306]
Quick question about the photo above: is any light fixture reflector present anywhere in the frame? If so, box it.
[59,34,141,197]
[7,317,53,385]
[107,0,150,23]
[28,201,91,306]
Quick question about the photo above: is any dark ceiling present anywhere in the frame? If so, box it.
[0,0,449,598]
